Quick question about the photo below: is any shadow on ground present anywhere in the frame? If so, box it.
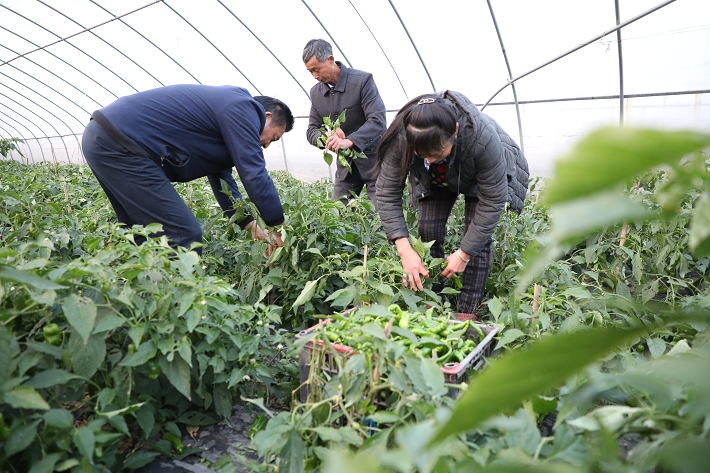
[136,402,264,472]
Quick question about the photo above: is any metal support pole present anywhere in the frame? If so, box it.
[486,0,524,153]
[388,0,436,92]
[481,0,675,111]
[281,135,289,173]
[615,0,625,126]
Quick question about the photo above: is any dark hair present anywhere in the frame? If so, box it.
[253,96,294,132]
[376,94,457,180]
[302,39,332,63]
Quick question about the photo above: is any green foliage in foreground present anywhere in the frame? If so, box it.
[0,125,709,473]
[316,129,710,473]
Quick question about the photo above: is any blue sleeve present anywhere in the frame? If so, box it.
[207,171,255,229]
[215,99,285,227]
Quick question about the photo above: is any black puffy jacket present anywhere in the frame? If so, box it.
[376,90,529,258]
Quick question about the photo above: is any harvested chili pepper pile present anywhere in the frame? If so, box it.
[316,304,484,365]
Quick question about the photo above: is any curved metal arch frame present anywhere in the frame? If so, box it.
[0,108,49,163]
[300,0,353,68]
[0,24,116,103]
[0,90,71,163]
[0,0,702,169]
[88,1,202,85]
[387,0,435,93]
[0,117,35,163]
[1,62,92,118]
[480,0,676,111]
[37,0,165,89]
[348,0,407,100]
[0,124,27,163]
[1,3,140,94]
[216,0,309,99]
[0,70,86,130]
[485,0,524,153]
[162,1,261,94]
[0,0,309,166]
[0,28,103,113]
[0,79,81,159]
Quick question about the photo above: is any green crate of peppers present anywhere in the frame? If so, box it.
[305,304,489,366]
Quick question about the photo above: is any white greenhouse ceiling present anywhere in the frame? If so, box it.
[0,0,708,179]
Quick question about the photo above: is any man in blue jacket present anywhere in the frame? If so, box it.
[82,84,293,254]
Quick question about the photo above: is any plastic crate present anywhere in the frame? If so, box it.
[296,317,498,402]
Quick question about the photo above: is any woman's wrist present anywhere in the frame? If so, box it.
[456,249,471,264]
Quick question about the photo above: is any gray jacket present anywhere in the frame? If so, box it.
[376,90,529,258]
[306,62,386,181]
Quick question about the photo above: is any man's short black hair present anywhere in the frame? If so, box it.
[253,96,294,132]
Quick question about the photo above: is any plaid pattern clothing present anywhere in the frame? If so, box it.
[418,187,493,314]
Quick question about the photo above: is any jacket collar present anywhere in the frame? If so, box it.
[320,61,349,96]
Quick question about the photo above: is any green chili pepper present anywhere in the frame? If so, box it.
[0,414,10,440]
[435,344,449,356]
[148,361,161,380]
[453,350,465,362]
[411,328,430,337]
[447,320,469,340]
[94,445,103,459]
[248,414,267,439]
[471,323,485,341]
[388,304,403,316]
[438,347,455,364]
[431,323,446,335]
[326,331,342,343]
[398,311,410,329]
[162,432,184,453]
[43,323,62,346]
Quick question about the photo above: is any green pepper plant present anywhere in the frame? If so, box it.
[317,111,367,173]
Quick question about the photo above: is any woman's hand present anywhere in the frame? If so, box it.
[441,249,470,278]
[395,238,429,291]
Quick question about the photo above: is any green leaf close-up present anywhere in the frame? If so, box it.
[543,127,710,205]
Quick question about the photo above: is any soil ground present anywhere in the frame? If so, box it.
[136,402,263,473]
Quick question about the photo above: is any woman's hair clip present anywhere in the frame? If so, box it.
[417,97,436,105]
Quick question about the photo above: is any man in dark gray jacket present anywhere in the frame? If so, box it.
[303,39,386,207]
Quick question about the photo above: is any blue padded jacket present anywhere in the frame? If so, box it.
[99,84,284,227]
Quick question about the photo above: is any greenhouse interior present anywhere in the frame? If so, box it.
[1,0,709,472]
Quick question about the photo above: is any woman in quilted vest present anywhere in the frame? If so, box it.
[375,91,529,319]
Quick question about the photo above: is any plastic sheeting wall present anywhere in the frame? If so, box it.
[1,0,708,178]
